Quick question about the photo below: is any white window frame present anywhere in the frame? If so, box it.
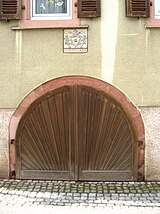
[154,0,160,18]
[31,0,72,20]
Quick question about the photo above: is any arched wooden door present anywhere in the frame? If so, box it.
[15,84,137,181]
[77,86,136,181]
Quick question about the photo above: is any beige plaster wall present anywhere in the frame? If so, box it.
[1,1,160,107]
[1,1,160,180]
[101,0,160,106]
[0,19,101,108]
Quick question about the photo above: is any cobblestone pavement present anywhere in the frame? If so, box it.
[0,180,160,213]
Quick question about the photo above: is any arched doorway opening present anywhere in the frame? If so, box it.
[9,76,145,181]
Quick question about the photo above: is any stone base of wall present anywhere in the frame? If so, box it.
[0,109,14,178]
[1,107,160,180]
[140,107,160,181]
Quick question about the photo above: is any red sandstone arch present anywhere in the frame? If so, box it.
[9,76,145,180]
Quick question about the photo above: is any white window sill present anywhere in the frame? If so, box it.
[145,24,160,28]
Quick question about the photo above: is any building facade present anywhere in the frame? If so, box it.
[0,0,160,180]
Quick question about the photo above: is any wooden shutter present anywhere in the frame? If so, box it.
[78,0,101,18]
[0,0,21,20]
[125,0,150,18]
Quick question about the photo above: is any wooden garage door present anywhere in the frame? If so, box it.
[15,85,136,181]
[78,86,135,181]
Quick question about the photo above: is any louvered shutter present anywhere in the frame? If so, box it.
[78,0,101,18]
[125,0,150,18]
[0,0,21,20]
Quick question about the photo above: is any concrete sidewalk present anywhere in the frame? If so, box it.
[0,179,160,213]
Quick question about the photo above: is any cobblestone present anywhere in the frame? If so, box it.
[0,180,160,213]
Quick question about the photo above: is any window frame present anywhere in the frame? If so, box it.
[31,0,72,20]
[19,0,79,29]
[146,0,160,27]
[154,0,160,18]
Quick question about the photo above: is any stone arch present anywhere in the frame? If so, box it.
[9,76,145,180]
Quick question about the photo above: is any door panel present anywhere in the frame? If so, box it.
[16,86,74,180]
[78,86,134,181]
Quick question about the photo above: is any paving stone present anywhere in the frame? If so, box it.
[97,193,104,197]
[1,179,160,211]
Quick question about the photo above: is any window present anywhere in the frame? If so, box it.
[31,0,72,20]
[125,0,160,28]
[0,0,101,29]
[20,0,79,29]
[146,0,160,27]
[154,0,160,18]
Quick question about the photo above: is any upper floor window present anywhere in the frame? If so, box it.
[146,0,160,27]
[31,0,72,20]
[125,0,160,28]
[0,0,101,29]
[21,0,78,29]
[154,0,160,18]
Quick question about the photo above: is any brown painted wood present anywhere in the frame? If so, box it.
[16,85,137,181]
[125,0,150,18]
[16,86,75,180]
[78,0,101,18]
[77,86,136,181]
[0,0,21,20]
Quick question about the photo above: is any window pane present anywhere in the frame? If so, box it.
[35,0,67,14]
[155,0,160,16]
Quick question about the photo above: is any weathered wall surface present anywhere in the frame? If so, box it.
[101,0,160,106]
[1,1,160,107]
[0,110,14,178]
[140,107,160,180]
[0,19,101,108]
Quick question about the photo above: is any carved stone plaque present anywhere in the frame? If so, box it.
[64,28,88,53]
